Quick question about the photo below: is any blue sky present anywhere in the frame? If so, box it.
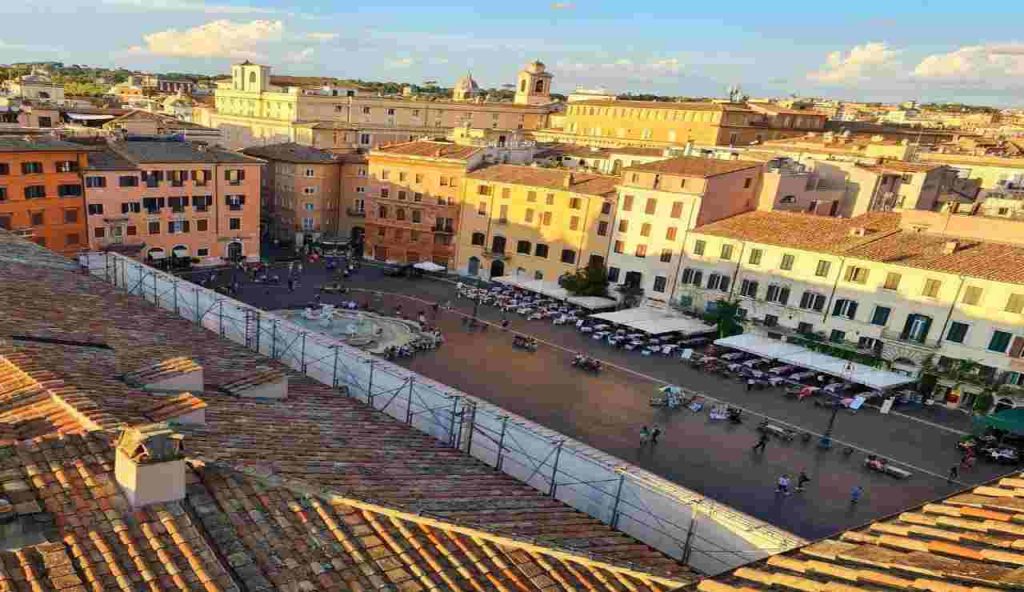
[3,0,1024,105]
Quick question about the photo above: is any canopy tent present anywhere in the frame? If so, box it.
[494,275,617,310]
[65,112,117,121]
[714,334,915,391]
[976,408,1024,437]
[589,307,715,336]
[413,261,446,272]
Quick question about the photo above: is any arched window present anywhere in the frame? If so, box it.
[535,79,544,93]
[378,205,388,218]
[249,71,257,87]
[519,80,526,92]
[396,208,406,221]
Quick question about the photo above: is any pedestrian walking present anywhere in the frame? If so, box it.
[796,471,810,492]
[650,425,662,444]
[639,426,650,446]
[776,474,791,495]
[948,465,959,483]
[850,485,863,504]
[752,432,769,453]
[298,262,304,275]
[288,278,295,292]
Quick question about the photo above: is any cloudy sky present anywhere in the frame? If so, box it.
[3,0,1024,105]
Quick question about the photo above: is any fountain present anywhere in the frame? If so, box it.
[278,305,429,354]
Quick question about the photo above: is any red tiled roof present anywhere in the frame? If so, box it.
[857,161,944,174]
[142,392,207,423]
[701,473,1024,592]
[0,542,86,591]
[373,140,482,161]
[122,356,202,387]
[467,164,620,196]
[624,156,762,178]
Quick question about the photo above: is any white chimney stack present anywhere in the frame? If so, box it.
[115,424,186,507]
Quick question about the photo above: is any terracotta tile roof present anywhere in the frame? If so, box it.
[219,368,285,395]
[572,100,748,112]
[0,352,88,443]
[189,463,684,591]
[122,356,202,387]
[467,164,620,196]
[0,542,86,591]
[241,142,342,164]
[700,472,1024,592]
[0,433,239,591]
[694,211,1024,285]
[0,235,691,584]
[142,392,207,423]
[373,140,482,161]
[624,156,762,178]
[0,136,92,153]
[857,161,944,174]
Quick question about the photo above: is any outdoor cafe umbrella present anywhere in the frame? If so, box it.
[976,408,1024,437]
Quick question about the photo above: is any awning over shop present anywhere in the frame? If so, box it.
[714,334,915,391]
[976,408,1024,436]
[590,307,715,336]
[494,275,617,310]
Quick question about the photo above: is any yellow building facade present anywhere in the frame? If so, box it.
[455,165,619,280]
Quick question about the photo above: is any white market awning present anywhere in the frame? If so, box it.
[413,261,446,272]
[590,307,715,336]
[567,296,619,311]
[494,275,618,310]
[65,112,117,121]
[714,334,915,390]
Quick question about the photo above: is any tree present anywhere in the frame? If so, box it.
[560,261,609,297]
[704,298,743,339]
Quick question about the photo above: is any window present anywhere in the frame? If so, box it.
[680,268,704,286]
[989,330,1013,353]
[523,208,535,224]
[167,220,190,234]
[561,249,577,264]
[541,211,552,226]
[845,266,869,284]
[961,286,982,306]
[780,254,795,271]
[546,193,554,206]
[21,162,43,174]
[740,279,758,298]
[608,267,620,282]
[922,279,942,298]
[1006,293,1024,314]
[707,273,730,292]
[414,174,423,183]
[832,299,859,320]
[197,248,209,257]
[799,291,826,312]
[362,106,371,114]
[635,244,647,258]
[0,215,9,230]
[65,233,80,246]
[471,232,485,246]
[397,190,406,201]
[85,176,107,188]
[0,163,7,175]
[661,226,676,241]
[613,240,624,254]
[622,194,634,211]
[380,188,390,199]
[63,209,78,224]
[0,187,6,201]
[870,306,891,326]
[640,223,651,237]
[193,195,212,212]
[439,176,449,187]
[535,244,549,258]
[148,221,160,234]
[517,240,531,254]
[381,170,390,180]
[721,244,734,260]
[398,172,407,182]
[476,184,492,196]
[303,202,315,211]
[693,240,705,256]
[601,202,612,215]
[653,276,668,293]
[226,195,245,210]
[570,216,580,231]
[617,220,629,233]
[901,314,932,343]
[883,272,901,290]
[765,284,790,305]
[412,210,422,223]
[303,187,317,195]
[396,208,406,221]
[87,204,104,215]
[829,330,846,343]
[24,185,46,199]
[597,221,608,236]
[569,197,581,210]
[780,195,796,204]
[93,227,104,238]
[229,218,241,230]
[660,249,672,263]
[119,175,138,187]
[527,191,536,202]
[815,260,831,277]
[670,201,683,218]
[748,249,762,265]
[196,219,208,232]
[644,198,657,215]
[477,201,487,215]
[946,322,969,344]
[30,211,44,226]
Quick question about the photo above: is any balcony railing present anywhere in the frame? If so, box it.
[880,328,940,349]
[346,208,366,217]
[432,225,455,234]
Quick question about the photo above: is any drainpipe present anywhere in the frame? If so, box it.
[822,256,846,325]
[936,275,967,350]
[575,192,590,272]
[726,240,746,301]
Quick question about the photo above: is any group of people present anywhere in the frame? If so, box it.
[639,425,663,445]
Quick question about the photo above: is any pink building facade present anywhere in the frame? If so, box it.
[84,141,262,264]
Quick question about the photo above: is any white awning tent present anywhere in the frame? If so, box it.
[494,275,617,310]
[714,334,915,390]
[590,307,716,336]
[65,112,117,121]
[413,261,446,272]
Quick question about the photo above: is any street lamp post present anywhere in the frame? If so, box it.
[819,360,855,449]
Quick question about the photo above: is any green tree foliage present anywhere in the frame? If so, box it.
[704,299,743,338]
[560,260,609,297]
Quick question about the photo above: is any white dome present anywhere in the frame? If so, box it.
[454,74,479,93]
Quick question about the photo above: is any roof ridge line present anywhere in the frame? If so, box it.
[192,457,691,587]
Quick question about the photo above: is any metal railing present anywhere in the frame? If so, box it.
[86,252,804,575]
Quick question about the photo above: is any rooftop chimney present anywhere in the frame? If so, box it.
[942,240,961,255]
[115,423,185,507]
[563,172,574,189]
[122,357,204,393]
[848,227,868,237]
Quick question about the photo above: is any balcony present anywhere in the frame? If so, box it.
[495,218,509,225]
[482,249,508,260]
[432,225,455,234]
[880,328,940,350]
[346,208,366,217]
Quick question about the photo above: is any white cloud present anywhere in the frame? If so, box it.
[129,19,283,59]
[304,32,338,42]
[551,2,575,9]
[913,43,1024,82]
[557,57,685,79]
[285,47,315,63]
[102,0,279,15]
[808,43,899,84]
[387,57,418,69]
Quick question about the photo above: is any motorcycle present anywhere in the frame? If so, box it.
[571,355,602,373]
[757,420,797,441]
[512,335,538,352]
[864,455,911,479]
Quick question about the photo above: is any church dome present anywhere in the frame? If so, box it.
[525,60,546,74]
[454,73,479,94]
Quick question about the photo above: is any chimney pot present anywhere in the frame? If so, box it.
[942,240,960,254]
[115,423,186,507]
[563,172,574,189]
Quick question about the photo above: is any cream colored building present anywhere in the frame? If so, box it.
[918,151,1024,189]
[605,157,762,306]
[5,71,64,104]
[456,165,619,280]
[678,210,1024,410]
[207,61,556,149]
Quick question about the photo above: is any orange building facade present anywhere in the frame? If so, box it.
[0,137,89,256]
[84,140,263,264]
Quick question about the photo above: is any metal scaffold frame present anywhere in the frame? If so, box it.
[89,252,805,575]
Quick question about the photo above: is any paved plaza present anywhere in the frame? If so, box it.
[186,257,1014,540]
